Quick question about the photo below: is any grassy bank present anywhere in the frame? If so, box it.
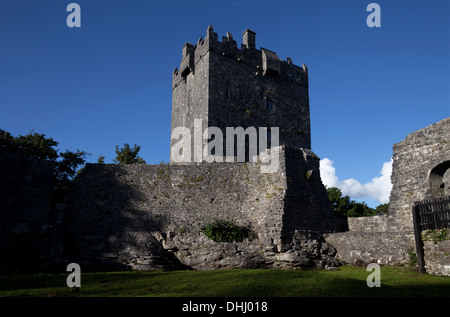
[1,265,449,297]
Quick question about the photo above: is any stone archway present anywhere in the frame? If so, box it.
[430,160,450,198]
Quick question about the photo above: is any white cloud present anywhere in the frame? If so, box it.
[319,158,393,204]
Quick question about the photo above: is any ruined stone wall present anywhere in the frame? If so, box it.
[0,146,342,272]
[388,117,450,231]
[347,215,388,232]
[65,146,343,270]
[281,147,347,242]
[325,118,450,275]
[325,216,414,266]
[423,239,450,276]
[66,159,284,269]
[0,152,61,273]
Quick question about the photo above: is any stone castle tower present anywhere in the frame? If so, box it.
[170,25,311,162]
[0,26,347,273]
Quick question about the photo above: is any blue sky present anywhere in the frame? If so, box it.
[1,0,449,207]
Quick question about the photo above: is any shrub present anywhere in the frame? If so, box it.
[201,219,245,243]
[421,229,449,244]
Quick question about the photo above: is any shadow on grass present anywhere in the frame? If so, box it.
[1,269,449,297]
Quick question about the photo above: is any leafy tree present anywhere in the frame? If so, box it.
[97,155,105,164]
[0,129,15,152]
[375,203,389,215]
[113,143,146,164]
[326,187,376,217]
[0,129,88,203]
[347,201,375,217]
[57,150,86,180]
[1,129,59,160]
[14,131,59,160]
[53,149,88,201]
[327,187,352,217]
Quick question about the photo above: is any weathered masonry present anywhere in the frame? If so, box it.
[326,117,450,276]
[1,26,345,273]
[389,117,450,231]
[171,26,311,161]
[65,147,345,271]
[3,25,446,275]
[63,26,346,270]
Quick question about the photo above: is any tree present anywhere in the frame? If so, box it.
[56,150,88,182]
[0,129,15,152]
[375,203,389,215]
[97,155,105,164]
[326,187,352,217]
[53,149,88,201]
[326,186,376,217]
[1,130,59,160]
[113,143,146,164]
[347,201,375,217]
[0,129,88,203]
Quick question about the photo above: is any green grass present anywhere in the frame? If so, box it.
[1,265,449,297]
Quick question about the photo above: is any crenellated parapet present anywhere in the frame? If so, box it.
[172,25,308,91]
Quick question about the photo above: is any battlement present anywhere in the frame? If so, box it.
[171,25,312,157]
[172,25,308,91]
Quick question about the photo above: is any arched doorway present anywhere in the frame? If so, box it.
[430,160,450,198]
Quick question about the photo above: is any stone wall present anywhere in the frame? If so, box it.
[281,147,347,242]
[348,215,388,232]
[423,239,450,276]
[0,152,61,273]
[325,118,450,276]
[388,117,450,231]
[65,146,344,270]
[0,146,344,272]
[2,119,448,274]
[325,216,414,266]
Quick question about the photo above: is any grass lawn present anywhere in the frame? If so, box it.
[0,265,449,297]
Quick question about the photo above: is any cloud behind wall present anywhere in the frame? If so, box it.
[319,158,393,204]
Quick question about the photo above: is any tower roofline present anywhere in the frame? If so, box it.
[241,28,256,35]
[172,26,308,91]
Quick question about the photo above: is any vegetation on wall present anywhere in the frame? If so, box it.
[201,219,245,243]
[422,228,449,243]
